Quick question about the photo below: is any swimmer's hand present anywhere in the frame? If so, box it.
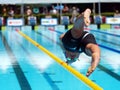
[86,66,95,77]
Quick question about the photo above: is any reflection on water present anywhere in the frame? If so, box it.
[0,55,11,73]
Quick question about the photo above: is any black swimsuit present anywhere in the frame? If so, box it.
[62,29,97,53]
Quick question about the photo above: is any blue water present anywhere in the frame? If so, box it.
[0,26,120,90]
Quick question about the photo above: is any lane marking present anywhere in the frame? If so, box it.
[0,32,31,90]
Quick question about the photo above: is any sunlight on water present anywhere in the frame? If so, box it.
[28,53,54,72]
[0,55,11,73]
[71,54,90,71]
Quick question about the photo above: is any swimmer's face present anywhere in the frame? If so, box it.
[65,50,79,61]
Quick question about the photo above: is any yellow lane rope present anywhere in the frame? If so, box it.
[16,30,103,90]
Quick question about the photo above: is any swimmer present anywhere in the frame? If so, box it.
[60,8,100,77]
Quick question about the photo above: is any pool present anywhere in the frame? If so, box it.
[0,26,120,90]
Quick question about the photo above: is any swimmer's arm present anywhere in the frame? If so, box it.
[59,33,65,40]
[86,44,100,77]
[59,33,65,51]
[86,53,100,77]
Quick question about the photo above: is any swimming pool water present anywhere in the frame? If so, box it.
[0,26,120,90]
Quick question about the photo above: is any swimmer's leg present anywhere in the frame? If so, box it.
[72,8,91,31]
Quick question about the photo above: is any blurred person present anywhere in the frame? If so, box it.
[60,8,100,77]
[61,16,70,29]
[70,13,77,24]
[50,5,58,14]
[8,8,14,17]
[45,13,52,18]
[70,6,79,24]
[28,14,37,30]
[2,7,7,25]
[42,7,48,14]
[62,4,69,13]
[3,8,7,17]
[72,6,79,17]
[0,17,4,30]
[114,10,120,17]
[94,15,102,29]
[26,8,32,16]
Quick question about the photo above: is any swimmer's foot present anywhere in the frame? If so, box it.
[83,8,91,26]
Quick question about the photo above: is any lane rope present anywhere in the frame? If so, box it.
[16,29,103,90]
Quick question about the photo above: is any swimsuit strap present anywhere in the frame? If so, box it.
[82,32,89,40]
